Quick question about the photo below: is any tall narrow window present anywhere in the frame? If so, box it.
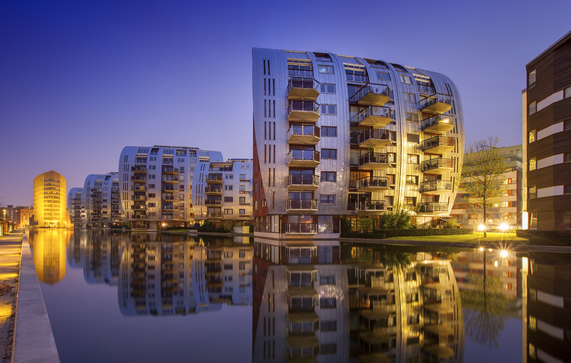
[264,145,267,163]
[528,129,536,143]
[273,145,276,163]
[273,122,276,140]
[263,60,266,75]
[528,157,536,171]
[264,100,267,117]
[528,69,536,87]
[264,122,267,140]
[528,101,536,115]
[264,79,266,95]
[273,79,275,95]
[268,60,270,74]
[273,101,275,118]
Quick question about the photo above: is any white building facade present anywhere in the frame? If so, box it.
[82,173,121,228]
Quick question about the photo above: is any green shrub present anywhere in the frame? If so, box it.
[380,207,412,229]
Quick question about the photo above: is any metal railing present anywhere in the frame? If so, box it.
[288,174,320,188]
[357,128,391,145]
[131,165,147,172]
[422,114,455,130]
[356,200,386,212]
[288,125,320,139]
[205,187,222,193]
[131,186,146,191]
[418,202,448,213]
[205,200,222,206]
[161,176,179,182]
[419,93,453,110]
[205,175,223,182]
[287,78,318,93]
[161,167,179,173]
[358,177,390,189]
[288,69,313,78]
[358,152,391,166]
[286,223,317,234]
[349,84,390,103]
[420,180,453,193]
[421,136,455,151]
[420,158,453,172]
[288,100,320,115]
[350,106,392,124]
[417,85,435,94]
[288,150,320,163]
[286,199,318,210]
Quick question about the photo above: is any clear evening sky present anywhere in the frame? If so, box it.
[1,0,569,206]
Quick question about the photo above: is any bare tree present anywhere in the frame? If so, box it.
[459,136,507,236]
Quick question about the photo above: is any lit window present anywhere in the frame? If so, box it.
[528,129,536,143]
[407,154,419,164]
[529,186,536,199]
[528,158,536,171]
[528,101,536,115]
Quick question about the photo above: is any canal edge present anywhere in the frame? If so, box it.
[12,230,60,363]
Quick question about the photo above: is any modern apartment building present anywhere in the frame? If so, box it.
[523,31,571,230]
[67,188,84,227]
[193,158,254,226]
[451,145,523,229]
[252,48,464,239]
[118,146,223,230]
[82,173,122,228]
[32,170,68,228]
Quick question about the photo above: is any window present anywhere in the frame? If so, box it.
[321,172,336,182]
[148,165,156,170]
[318,65,334,74]
[403,93,415,103]
[528,101,536,115]
[320,195,335,204]
[529,158,536,171]
[225,209,233,215]
[322,149,337,160]
[564,211,571,225]
[565,152,571,163]
[407,133,419,143]
[322,126,337,137]
[240,174,246,180]
[224,197,233,202]
[399,74,412,84]
[225,174,234,179]
[406,112,419,122]
[320,84,335,94]
[148,184,155,189]
[406,175,418,185]
[225,185,233,190]
[529,186,536,199]
[148,193,156,198]
[321,320,337,332]
[407,154,419,164]
[528,69,536,86]
[321,104,337,115]
[320,297,336,309]
[149,156,156,161]
[224,264,233,270]
[566,120,571,130]
[239,209,246,215]
[405,197,416,206]
[320,275,335,285]
[377,72,391,81]
[529,129,536,143]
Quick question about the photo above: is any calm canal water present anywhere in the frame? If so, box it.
[27,229,568,363]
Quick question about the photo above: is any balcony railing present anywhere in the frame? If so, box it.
[357,177,390,190]
[131,195,146,201]
[287,101,320,122]
[205,200,222,206]
[205,175,223,183]
[288,150,320,167]
[287,125,320,145]
[356,200,386,212]
[207,212,222,218]
[420,180,453,194]
[421,158,454,173]
[350,106,392,128]
[131,176,147,182]
[421,136,455,154]
[131,186,146,192]
[161,167,179,174]
[417,85,435,94]
[162,176,179,183]
[131,165,147,173]
[161,186,178,192]
[131,205,147,210]
[358,128,392,148]
[205,187,222,194]
[288,69,313,78]
[287,174,319,189]
[286,223,317,234]
[349,84,390,106]
[422,114,455,134]
[419,93,453,114]
[287,78,319,100]
[358,152,392,170]
[418,202,448,213]
[287,199,318,211]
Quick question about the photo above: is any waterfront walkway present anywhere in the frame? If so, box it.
[0,230,22,362]
[12,229,60,363]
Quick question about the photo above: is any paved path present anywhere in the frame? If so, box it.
[13,229,60,363]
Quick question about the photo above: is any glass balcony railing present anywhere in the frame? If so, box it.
[131,186,146,192]
[418,202,448,213]
[417,85,435,94]
[419,93,453,114]
[287,199,318,211]
[288,175,320,188]
[422,114,455,131]
[357,128,392,146]
[349,84,390,106]
[287,101,320,122]
[357,177,390,189]
[420,180,453,194]
[421,136,455,153]
[205,200,222,206]
[358,152,391,168]
[288,69,313,78]
[286,223,317,234]
[350,106,392,125]
[205,175,223,183]
[288,150,320,164]
[288,124,320,138]
[161,167,179,174]
[356,200,386,212]
[421,158,454,173]
[205,187,222,194]
[287,78,319,100]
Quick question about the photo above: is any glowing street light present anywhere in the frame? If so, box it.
[500,250,508,258]
[499,223,509,232]
[478,224,486,232]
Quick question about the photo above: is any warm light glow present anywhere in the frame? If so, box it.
[500,250,508,258]
[494,261,498,267]
[162,223,166,227]
[488,248,493,252]
[499,223,509,231]
[478,224,486,231]
[33,171,67,228]
[479,247,484,252]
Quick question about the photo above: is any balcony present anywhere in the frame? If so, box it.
[161,186,178,193]
[421,136,455,154]
[205,174,223,184]
[131,165,147,173]
[350,106,392,128]
[205,187,222,195]
[358,152,392,171]
[421,158,454,175]
[287,78,319,101]
[420,93,453,114]
[205,200,222,207]
[356,200,386,214]
[422,114,455,134]
[133,214,147,220]
[286,199,318,213]
[207,211,222,219]
[418,202,448,214]
[286,223,317,234]
[131,205,147,210]
[131,186,146,192]
[288,150,320,168]
[162,176,178,184]
[287,175,319,191]
[358,128,392,149]
[90,194,102,199]
[287,125,320,145]
[131,195,147,201]
[357,177,390,192]
[420,180,453,195]
[349,84,390,106]
[161,204,178,211]
[287,100,320,123]
[161,167,179,175]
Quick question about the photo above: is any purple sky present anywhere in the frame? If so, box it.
[1,0,569,206]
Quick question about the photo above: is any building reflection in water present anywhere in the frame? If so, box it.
[28,229,71,285]
[521,252,571,363]
[252,239,464,363]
